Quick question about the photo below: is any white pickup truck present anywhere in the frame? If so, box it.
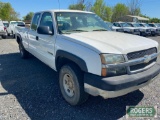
[127,22,151,36]
[15,10,160,105]
[113,22,140,35]
[0,19,7,39]
[7,21,25,38]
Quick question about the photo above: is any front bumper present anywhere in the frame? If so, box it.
[141,31,151,36]
[84,63,160,98]
[133,31,140,35]
[151,31,157,35]
[0,31,7,36]
[156,31,160,35]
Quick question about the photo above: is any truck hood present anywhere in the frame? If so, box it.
[137,27,148,30]
[112,26,121,29]
[123,27,137,29]
[62,31,158,54]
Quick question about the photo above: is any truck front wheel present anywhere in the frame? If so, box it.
[59,63,89,105]
[19,42,29,59]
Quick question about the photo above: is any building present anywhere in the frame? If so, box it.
[119,15,149,23]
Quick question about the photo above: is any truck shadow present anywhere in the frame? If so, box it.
[0,53,144,120]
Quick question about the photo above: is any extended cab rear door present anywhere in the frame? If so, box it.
[35,12,56,70]
[28,13,41,56]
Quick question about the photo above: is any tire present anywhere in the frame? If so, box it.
[2,35,6,39]
[59,63,89,105]
[13,34,15,38]
[7,31,10,36]
[19,42,29,59]
[11,31,15,38]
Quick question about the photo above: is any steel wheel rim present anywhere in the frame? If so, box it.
[63,73,75,97]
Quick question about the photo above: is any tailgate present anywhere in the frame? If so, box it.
[0,25,4,32]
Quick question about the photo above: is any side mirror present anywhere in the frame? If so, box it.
[37,26,54,35]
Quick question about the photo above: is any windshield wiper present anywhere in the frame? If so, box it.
[93,29,107,31]
[65,29,88,32]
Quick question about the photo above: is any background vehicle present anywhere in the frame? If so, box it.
[0,19,7,39]
[139,23,157,36]
[148,23,160,35]
[16,10,160,105]
[3,21,9,27]
[113,22,140,35]
[7,21,25,38]
[127,22,151,36]
[105,22,124,32]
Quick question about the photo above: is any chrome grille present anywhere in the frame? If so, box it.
[134,29,139,32]
[146,29,151,32]
[116,29,123,32]
[127,48,157,72]
[127,48,157,60]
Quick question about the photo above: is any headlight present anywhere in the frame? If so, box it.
[100,54,127,77]
[101,54,125,64]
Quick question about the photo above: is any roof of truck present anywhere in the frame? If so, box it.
[35,9,94,14]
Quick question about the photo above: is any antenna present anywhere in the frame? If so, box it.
[58,0,60,10]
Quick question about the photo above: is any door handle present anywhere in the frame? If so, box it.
[36,36,39,40]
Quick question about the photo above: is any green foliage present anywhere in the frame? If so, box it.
[68,0,159,23]
[69,3,85,10]
[112,3,129,22]
[127,0,141,15]
[23,12,34,21]
[104,6,112,22]
[91,0,112,21]
[149,18,160,23]
[0,2,19,21]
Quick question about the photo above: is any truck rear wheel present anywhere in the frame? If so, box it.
[59,63,89,105]
[19,42,29,59]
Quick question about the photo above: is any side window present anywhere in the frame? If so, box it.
[40,12,53,31]
[114,23,120,27]
[31,13,41,31]
[113,23,116,26]
[139,24,143,27]
[150,24,154,27]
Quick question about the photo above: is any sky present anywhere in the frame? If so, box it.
[1,0,160,19]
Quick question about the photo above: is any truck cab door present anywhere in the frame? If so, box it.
[27,13,41,56]
[36,12,56,70]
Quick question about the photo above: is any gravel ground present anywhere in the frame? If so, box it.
[0,36,160,120]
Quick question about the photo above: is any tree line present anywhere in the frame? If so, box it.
[1,0,159,23]
[0,1,19,21]
[68,0,160,23]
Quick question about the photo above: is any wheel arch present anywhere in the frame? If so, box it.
[55,50,88,73]
[16,33,22,44]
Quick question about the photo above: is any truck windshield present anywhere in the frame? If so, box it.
[11,22,25,25]
[143,24,150,27]
[3,23,9,27]
[55,12,110,34]
[11,22,17,25]
[120,23,132,27]
[156,24,160,27]
[133,23,141,27]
